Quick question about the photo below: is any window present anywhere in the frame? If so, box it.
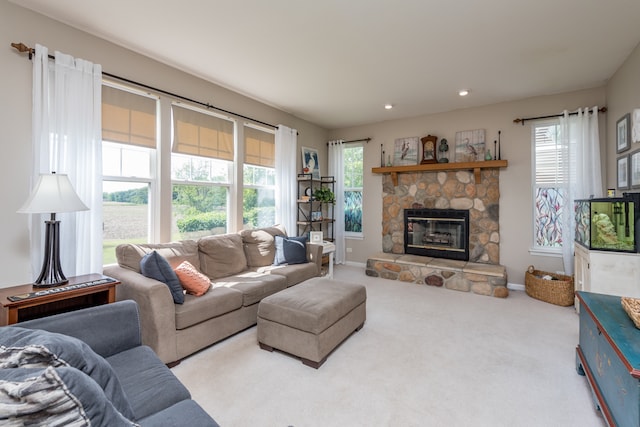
[532,121,567,252]
[243,125,275,228]
[101,84,157,264]
[171,104,233,240]
[344,144,363,236]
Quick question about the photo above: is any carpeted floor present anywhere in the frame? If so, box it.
[172,265,605,427]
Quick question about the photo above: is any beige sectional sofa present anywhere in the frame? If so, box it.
[103,225,322,364]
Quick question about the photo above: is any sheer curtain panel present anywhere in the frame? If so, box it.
[30,44,103,278]
[328,140,345,264]
[275,125,298,235]
[559,107,602,275]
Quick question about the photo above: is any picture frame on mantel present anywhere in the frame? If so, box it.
[618,155,629,190]
[455,129,486,162]
[393,137,419,166]
[617,113,631,153]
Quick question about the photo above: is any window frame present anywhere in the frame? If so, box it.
[343,143,364,239]
[530,120,564,257]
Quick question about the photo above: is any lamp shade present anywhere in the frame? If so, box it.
[18,173,89,214]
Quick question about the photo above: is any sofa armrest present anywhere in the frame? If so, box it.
[103,264,179,364]
[18,300,142,358]
[306,243,323,275]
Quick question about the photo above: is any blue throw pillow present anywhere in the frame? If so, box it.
[140,251,185,304]
[274,235,308,265]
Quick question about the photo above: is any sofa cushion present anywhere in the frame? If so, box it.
[0,367,137,426]
[106,345,191,421]
[174,261,211,296]
[138,399,219,427]
[212,272,287,306]
[238,225,287,267]
[116,240,200,273]
[140,251,185,304]
[198,234,247,279]
[258,262,320,287]
[1,327,135,420]
[274,235,308,265]
[174,286,244,330]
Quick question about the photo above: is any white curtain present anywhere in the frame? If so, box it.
[275,125,298,236]
[560,107,602,275]
[31,44,103,277]
[328,140,345,264]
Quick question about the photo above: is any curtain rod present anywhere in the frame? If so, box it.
[513,107,607,125]
[327,137,371,146]
[11,42,281,131]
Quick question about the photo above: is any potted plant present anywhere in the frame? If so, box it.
[313,187,335,204]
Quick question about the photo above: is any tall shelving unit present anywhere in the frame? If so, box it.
[297,173,335,241]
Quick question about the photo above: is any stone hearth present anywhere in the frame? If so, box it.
[382,169,500,264]
[366,252,508,298]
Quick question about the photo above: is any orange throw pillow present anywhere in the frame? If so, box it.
[174,261,211,296]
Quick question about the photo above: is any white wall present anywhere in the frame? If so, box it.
[0,0,328,287]
[606,42,640,189]
[330,88,607,286]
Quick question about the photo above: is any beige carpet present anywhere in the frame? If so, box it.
[173,265,605,427]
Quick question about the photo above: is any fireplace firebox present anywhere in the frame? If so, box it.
[404,208,469,261]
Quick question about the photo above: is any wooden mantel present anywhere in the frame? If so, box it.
[372,160,508,186]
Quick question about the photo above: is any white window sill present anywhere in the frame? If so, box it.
[529,247,562,258]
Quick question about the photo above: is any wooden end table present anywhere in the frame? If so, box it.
[0,274,120,326]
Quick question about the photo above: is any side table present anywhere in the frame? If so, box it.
[0,274,120,326]
[320,241,336,278]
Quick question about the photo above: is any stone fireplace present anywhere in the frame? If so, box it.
[382,169,500,264]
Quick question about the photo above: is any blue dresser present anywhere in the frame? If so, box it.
[576,291,640,427]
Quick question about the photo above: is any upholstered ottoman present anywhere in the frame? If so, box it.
[257,277,366,368]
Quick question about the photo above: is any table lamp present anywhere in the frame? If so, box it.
[18,172,89,287]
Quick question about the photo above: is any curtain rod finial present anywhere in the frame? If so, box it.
[11,42,32,53]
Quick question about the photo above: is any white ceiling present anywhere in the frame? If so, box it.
[12,0,640,129]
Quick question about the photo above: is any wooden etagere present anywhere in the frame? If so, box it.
[297,173,335,241]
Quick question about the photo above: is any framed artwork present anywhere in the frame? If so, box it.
[309,231,323,244]
[455,129,486,162]
[420,135,438,164]
[393,137,419,166]
[301,146,320,179]
[617,113,630,153]
[618,155,629,190]
[631,150,640,188]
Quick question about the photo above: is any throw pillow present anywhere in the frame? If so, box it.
[140,251,185,304]
[174,261,211,296]
[0,327,135,421]
[274,235,308,265]
[0,367,138,426]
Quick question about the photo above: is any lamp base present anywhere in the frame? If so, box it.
[33,219,69,288]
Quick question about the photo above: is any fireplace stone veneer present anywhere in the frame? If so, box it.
[382,169,500,264]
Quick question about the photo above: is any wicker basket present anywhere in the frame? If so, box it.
[621,297,640,329]
[524,269,575,306]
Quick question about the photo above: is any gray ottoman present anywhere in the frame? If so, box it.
[257,277,366,368]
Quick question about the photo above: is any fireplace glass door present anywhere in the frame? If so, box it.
[404,209,469,261]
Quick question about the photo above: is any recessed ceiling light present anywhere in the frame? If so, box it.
[459,90,470,97]
[384,104,393,110]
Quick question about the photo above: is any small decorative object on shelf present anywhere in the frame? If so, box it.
[485,150,493,161]
[313,187,335,204]
[438,138,449,163]
[420,135,438,164]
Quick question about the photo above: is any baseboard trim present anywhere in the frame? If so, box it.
[508,283,525,291]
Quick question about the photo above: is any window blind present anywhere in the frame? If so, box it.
[102,85,157,148]
[534,123,568,185]
[244,126,275,168]
[172,104,234,161]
